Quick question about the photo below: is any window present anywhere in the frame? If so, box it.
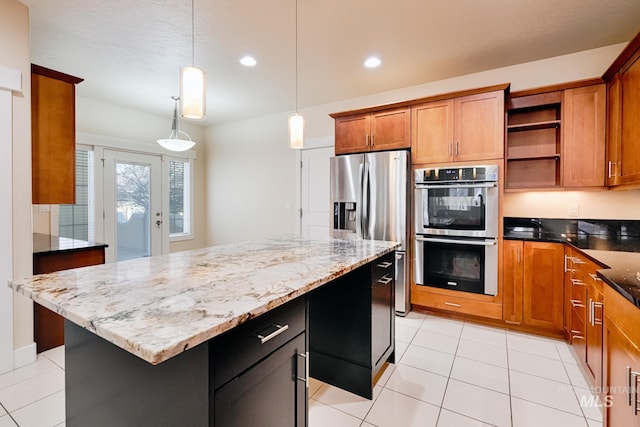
[59,148,95,241]
[168,158,193,240]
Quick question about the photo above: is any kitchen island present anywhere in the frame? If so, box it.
[10,235,398,426]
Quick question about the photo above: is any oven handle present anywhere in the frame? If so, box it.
[415,236,497,246]
[415,182,497,189]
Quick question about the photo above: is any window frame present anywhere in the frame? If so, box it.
[166,156,195,242]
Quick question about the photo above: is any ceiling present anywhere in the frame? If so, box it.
[23,0,640,126]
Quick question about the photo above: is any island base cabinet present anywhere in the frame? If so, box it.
[65,321,210,427]
[214,333,307,427]
[309,252,395,400]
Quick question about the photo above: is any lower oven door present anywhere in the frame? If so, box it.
[414,235,497,296]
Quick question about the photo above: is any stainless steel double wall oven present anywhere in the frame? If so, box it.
[414,165,499,296]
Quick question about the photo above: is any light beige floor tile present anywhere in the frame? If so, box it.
[11,390,65,427]
[400,344,454,377]
[395,324,419,344]
[0,369,64,412]
[394,340,410,362]
[365,388,439,427]
[508,350,570,383]
[510,370,582,416]
[556,342,580,365]
[40,346,65,371]
[456,338,508,368]
[0,416,17,427]
[507,331,563,360]
[442,379,511,427]
[411,329,460,355]
[573,386,604,421]
[313,383,381,420]
[461,324,506,348]
[437,409,495,427]
[450,356,509,394]
[309,399,361,427]
[385,363,448,406]
[420,316,464,338]
[564,361,592,389]
[511,396,588,427]
[395,311,427,329]
[587,419,602,427]
[0,357,59,391]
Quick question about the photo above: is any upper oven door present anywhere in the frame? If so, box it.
[414,182,498,238]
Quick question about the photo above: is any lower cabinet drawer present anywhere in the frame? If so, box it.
[420,291,503,320]
[213,297,306,389]
[214,333,307,427]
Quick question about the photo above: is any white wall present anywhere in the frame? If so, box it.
[205,112,298,244]
[204,42,634,245]
[1,0,34,367]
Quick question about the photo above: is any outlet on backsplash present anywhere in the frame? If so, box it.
[568,204,580,217]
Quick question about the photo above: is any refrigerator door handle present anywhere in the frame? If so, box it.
[361,162,370,239]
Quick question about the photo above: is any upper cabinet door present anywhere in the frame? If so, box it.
[369,108,411,152]
[31,65,83,205]
[619,53,640,185]
[562,84,606,188]
[411,99,454,164]
[454,90,505,162]
[334,114,370,155]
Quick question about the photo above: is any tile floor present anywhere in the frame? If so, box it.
[0,312,603,427]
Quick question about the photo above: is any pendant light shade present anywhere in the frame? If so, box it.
[157,97,196,152]
[180,0,206,120]
[288,0,304,149]
[289,113,304,149]
[181,65,206,120]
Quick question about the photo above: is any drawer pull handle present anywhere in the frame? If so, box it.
[570,299,585,308]
[571,334,584,340]
[256,323,289,344]
[444,302,461,308]
[628,367,633,406]
[376,261,393,269]
[296,352,309,387]
[571,279,586,286]
[588,273,602,282]
[376,275,393,285]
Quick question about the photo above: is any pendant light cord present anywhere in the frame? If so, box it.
[295,0,298,113]
[191,0,195,66]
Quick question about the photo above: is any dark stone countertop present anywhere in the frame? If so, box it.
[33,233,108,255]
[504,218,640,308]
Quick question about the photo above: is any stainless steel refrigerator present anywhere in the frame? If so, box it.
[330,150,410,316]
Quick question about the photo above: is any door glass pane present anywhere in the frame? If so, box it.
[116,161,151,261]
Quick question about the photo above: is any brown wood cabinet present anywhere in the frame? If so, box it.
[605,41,640,187]
[604,283,640,427]
[505,80,605,189]
[31,64,83,204]
[33,234,105,353]
[502,240,564,332]
[562,84,606,188]
[412,90,504,164]
[333,107,410,155]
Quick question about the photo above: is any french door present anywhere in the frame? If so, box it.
[103,150,163,262]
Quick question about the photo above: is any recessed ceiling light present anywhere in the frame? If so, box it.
[240,56,257,67]
[364,56,381,68]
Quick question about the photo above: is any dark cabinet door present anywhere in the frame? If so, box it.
[214,333,307,427]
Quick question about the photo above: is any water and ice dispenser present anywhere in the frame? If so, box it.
[333,202,357,233]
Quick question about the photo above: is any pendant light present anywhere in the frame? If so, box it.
[288,0,304,149]
[181,0,206,120]
[157,96,196,152]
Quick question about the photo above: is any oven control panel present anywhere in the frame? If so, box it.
[415,165,498,183]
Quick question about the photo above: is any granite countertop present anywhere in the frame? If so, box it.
[11,235,398,365]
[504,217,640,307]
[33,233,108,254]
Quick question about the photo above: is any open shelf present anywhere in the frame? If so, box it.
[507,120,561,132]
[506,92,563,188]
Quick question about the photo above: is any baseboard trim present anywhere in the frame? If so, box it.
[14,342,37,369]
